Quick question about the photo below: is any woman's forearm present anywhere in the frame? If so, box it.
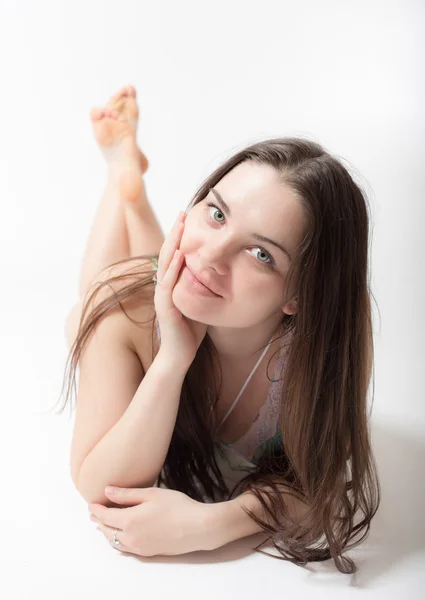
[76,350,188,505]
[205,482,312,550]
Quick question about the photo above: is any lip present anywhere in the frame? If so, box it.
[184,264,222,297]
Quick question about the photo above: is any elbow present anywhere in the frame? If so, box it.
[70,467,92,505]
[70,465,159,507]
[70,464,110,506]
[73,476,116,507]
[70,456,88,499]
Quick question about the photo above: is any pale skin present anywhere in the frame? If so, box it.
[66,85,309,556]
[76,84,165,302]
[66,85,216,555]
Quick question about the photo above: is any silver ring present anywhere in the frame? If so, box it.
[112,528,121,548]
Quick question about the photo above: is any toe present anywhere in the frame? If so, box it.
[104,107,119,119]
[90,107,119,121]
[126,84,137,98]
[90,107,104,121]
[109,85,132,106]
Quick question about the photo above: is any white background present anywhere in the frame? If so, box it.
[0,0,424,597]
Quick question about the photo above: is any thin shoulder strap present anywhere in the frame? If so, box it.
[217,333,276,429]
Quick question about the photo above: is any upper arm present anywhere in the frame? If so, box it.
[70,314,145,486]
[69,259,155,486]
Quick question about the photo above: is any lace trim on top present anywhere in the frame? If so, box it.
[218,338,289,464]
[154,319,291,466]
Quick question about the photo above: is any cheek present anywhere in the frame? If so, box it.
[237,273,285,306]
[225,281,283,328]
[180,216,204,248]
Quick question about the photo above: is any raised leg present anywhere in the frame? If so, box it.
[77,85,165,302]
[120,168,166,259]
[78,172,130,301]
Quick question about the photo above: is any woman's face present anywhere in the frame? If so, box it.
[172,161,306,329]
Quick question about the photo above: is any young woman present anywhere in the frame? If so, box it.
[58,85,380,572]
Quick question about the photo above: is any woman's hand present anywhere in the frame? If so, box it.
[154,211,208,370]
[88,486,213,557]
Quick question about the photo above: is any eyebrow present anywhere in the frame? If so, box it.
[209,188,292,261]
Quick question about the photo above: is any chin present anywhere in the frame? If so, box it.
[172,284,217,320]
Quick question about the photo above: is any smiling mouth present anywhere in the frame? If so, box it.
[183,265,222,297]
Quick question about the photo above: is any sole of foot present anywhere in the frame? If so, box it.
[90,84,149,198]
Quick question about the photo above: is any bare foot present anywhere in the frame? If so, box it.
[90,85,149,200]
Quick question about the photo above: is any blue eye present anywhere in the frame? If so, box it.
[206,203,276,268]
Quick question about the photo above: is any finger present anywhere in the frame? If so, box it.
[94,520,134,554]
[160,249,184,288]
[159,215,184,274]
[154,250,183,299]
[89,504,126,530]
[157,212,185,279]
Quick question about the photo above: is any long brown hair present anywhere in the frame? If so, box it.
[55,137,380,573]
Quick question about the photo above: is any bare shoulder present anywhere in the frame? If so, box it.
[82,257,158,374]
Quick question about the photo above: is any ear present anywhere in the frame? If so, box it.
[282,297,297,316]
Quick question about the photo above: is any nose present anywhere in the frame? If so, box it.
[198,238,230,276]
